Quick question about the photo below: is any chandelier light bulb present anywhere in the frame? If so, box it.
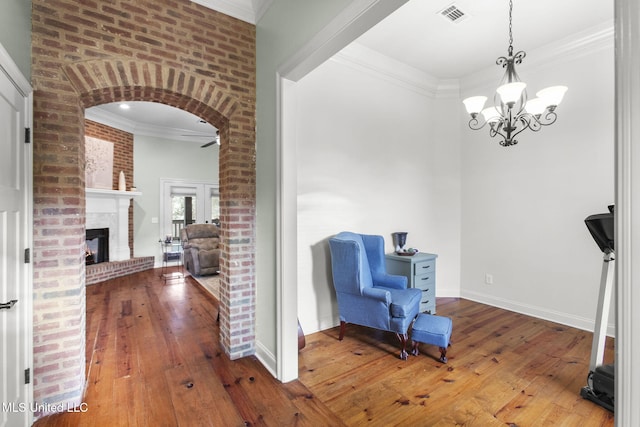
[524,97,547,116]
[463,96,487,115]
[481,107,501,123]
[497,82,527,105]
[536,86,568,109]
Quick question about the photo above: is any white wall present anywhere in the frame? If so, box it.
[294,28,615,337]
[459,38,615,332]
[133,134,218,265]
[295,55,461,334]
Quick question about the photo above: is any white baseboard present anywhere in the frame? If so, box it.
[254,339,277,379]
[435,286,462,298]
[460,289,615,337]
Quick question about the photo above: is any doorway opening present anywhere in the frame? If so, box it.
[160,179,220,241]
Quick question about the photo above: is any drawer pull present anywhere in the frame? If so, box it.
[420,276,431,281]
[421,288,430,293]
[421,265,431,270]
[422,299,430,305]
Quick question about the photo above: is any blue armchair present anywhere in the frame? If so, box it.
[328,232,421,360]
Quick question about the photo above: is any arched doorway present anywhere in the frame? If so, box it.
[63,57,255,355]
[32,57,256,409]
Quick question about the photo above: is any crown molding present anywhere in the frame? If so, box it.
[333,43,461,98]
[252,0,273,23]
[332,42,439,97]
[85,107,136,133]
[278,0,409,81]
[190,0,270,24]
[85,107,213,143]
[332,20,614,100]
[459,20,614,95]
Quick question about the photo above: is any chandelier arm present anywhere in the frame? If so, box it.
[509,118,534,141]
[513,101,527,118]
[490,122,510,143]
[489,123,501,139]
[513,114,539,133]
[512,50,526,65]
[468,116,489,131]
[536,110,559,126]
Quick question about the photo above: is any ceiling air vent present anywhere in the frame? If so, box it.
[438,4,469,23]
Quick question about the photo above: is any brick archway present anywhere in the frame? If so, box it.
[61,58,256,356]
[32,0,256,410]
[62,59,239,123]
[32,56,255,409]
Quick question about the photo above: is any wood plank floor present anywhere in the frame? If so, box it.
[299,298,615,426]
[33,269,614,426]
[33,269,341,427]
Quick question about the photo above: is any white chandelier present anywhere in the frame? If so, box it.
[462,0,567,147]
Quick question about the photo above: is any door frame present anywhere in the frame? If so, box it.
[0,42,33,426]
[159,178,219,240]
[614,0,640,422]
[274,0,410,382]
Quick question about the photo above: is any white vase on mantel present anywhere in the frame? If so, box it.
[118,171,126,191]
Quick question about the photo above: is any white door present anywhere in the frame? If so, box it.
[159,179,219,239]
[0,51,33,427]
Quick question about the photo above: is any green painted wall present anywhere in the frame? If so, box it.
[0,0,31,77]
[255,0,353,362]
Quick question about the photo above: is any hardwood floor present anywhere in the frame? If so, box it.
[33,269,341,427]
[299,298,615,426]
[33,270,614,426]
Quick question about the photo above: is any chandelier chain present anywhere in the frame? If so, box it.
[508,0,514,56]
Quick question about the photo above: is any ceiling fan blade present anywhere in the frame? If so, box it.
[201,141,216,148]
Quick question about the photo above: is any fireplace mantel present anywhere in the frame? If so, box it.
[86,188,141,262]
[86,188,142,200]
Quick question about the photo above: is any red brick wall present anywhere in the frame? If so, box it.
[31,0,256,413]
[85,119,135,255]
[85,120,134,192]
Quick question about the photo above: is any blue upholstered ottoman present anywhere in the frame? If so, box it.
[411,313,452,363]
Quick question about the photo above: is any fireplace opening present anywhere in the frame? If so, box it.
[86,228,109,265]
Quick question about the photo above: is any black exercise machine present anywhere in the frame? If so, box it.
[580,205,615,412]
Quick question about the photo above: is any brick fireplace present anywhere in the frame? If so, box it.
[85,188,139,262]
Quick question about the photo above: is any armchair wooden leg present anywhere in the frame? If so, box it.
[396,333,409,360]
[338,321,346,341]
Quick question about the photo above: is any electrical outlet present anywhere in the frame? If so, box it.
[485,273,493,285]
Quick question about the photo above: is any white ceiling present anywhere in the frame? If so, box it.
[87,0,614,138]
[355,0,613,80]
[85,101,218,145]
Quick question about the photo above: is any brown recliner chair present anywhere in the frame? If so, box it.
[180,224,220,276]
